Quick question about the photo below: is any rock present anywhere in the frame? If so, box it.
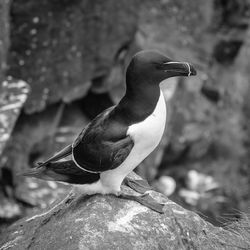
[0,172,246,250]
[2,103,66,175]
[0,79,29,156]
[137,0,215,65]
[0,197,22,221]
[152,175,176,196]
[0,101,88,219]
[142,0,250,221]
[178,170,220,206]
[2,0,250,230]
[0,0,10,83]
[185,170,219,193]
[8,0,139,113]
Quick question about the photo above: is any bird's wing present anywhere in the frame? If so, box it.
[37,144,72,167]
[72,106,134,172]
[72,106,114,148]
[73,135,134,173]
[37,107,114,168]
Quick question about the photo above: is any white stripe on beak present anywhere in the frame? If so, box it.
[185,62,191,77]
[163,61,181,65]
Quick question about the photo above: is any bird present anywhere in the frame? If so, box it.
[23,50,196,213]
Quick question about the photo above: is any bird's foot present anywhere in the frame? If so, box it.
[118,193,165,214]
[123,177,152,194]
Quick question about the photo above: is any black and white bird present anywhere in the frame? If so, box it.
[23,50,196,213]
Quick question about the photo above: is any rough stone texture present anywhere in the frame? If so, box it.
[241,27,250,190]
[0,0,10,83]
[0,102,86,222]
[0,79,29,156]
[1,0,250,232]
[2,103,68,175]
[8,0,139,113]
[0,172,246,250]
[135,0,250,221]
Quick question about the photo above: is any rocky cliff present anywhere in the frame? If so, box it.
[0,0,250,238]
[0,172,248,250]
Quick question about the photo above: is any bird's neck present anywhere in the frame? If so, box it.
[117,81,161,124]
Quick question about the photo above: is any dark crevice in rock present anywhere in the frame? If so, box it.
[201,84,221,103]
[213,0,250,30]
[78,90,114,119]
[211,0,250,65]
[213,40,243,65]
[91,74,109,92]
[1,167,14,195]
[28,150,43,167]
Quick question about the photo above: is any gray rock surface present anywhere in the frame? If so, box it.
[8,0,139,113]
[0,79,29,156]
[0,0,10,83]
[0,172,245,250]
[1,0,250,234]
[136,0,250,218]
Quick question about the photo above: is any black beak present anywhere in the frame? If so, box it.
[163,61,197,76]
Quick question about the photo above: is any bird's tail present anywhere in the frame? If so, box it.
[21,164,46,178]
[37,144,72,168]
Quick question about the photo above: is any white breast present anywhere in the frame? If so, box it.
[126,90,167,168]
[100,90,167,193]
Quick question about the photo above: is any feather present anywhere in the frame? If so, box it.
[22,165,46,178]
[37,144,72,167]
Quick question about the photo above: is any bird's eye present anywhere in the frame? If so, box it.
[154,63,164,70]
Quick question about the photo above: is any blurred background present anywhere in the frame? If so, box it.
[0,0,250,234]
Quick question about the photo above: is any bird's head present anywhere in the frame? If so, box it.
[126,50,197,85]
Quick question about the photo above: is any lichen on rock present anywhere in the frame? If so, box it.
[0,79,29,156]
